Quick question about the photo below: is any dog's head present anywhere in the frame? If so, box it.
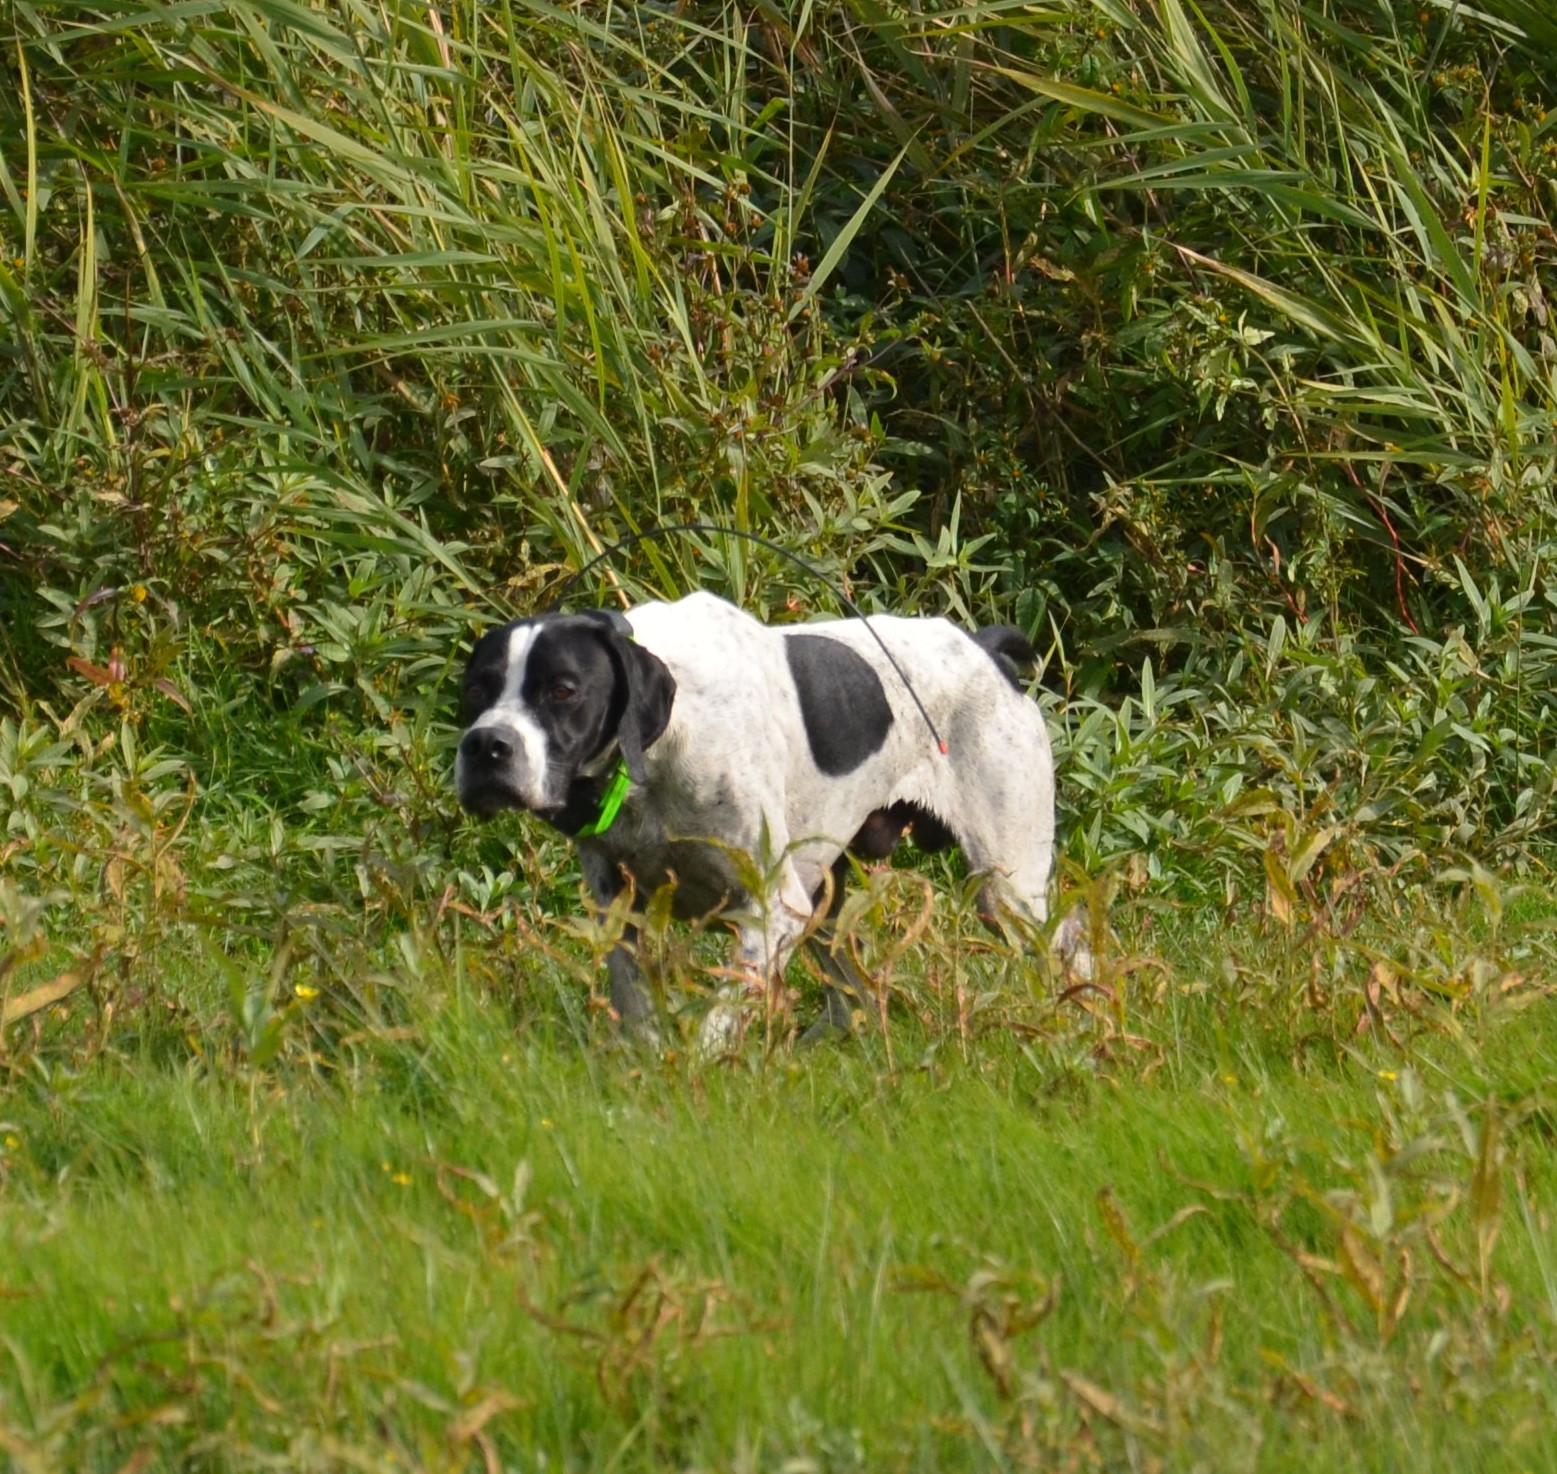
[454,611,676,823]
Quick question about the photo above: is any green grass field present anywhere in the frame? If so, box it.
[5,893,1557,1470]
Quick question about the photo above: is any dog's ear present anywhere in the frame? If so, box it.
[580,612,676,782]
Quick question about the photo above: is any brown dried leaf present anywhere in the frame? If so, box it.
[1060,1370,1164,1437]
[1097,1186,1142,1269]
[151,677,192,712]
[446,1391,522,1445]
[1265,844,1295,927]
[2,968,89,1026]
[1471,1099,1503,1287]
[67,655,115,687]
[1260,1350,1351,1415]
[1382,1246,1413,1341]
[1338,1225,1385,1313]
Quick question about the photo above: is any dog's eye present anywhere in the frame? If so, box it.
[549,682,577,703]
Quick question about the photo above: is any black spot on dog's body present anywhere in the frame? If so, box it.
[784,633,894,777]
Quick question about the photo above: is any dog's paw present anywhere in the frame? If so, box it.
[694,987,750,1062]
[620,1015,664,1052]
[798,989,858,1046]
[1054,908,1094,981]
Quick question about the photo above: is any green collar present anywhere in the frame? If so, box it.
[573,758,631,838]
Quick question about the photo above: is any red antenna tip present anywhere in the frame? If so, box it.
[938,740,949,755]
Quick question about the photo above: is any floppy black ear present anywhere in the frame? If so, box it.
[581,612,676,782]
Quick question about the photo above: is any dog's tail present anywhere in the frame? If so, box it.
[972,625,1037,692]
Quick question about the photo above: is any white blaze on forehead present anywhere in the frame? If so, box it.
[501,624,539,703]
[466,622,554,803]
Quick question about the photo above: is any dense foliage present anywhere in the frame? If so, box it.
[4,0,1556,924]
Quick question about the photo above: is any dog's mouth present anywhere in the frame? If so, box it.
[458,770,572,822]
[456,737,568,821]
[457,779,531,821]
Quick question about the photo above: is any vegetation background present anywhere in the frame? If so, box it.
[3,0,1557,1468]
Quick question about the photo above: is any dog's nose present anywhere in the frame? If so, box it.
[460,728,512,766]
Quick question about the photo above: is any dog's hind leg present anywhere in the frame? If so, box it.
[944,781,1093,977]
[799,803,936,1042]
[800,853,872,1043]
[963,822,1093,979]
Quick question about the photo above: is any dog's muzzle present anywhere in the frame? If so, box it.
[456,726,548,818]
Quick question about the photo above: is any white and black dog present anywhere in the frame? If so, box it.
[455,591,1080,1041]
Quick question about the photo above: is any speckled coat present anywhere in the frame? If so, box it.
[456,591,1068,1034]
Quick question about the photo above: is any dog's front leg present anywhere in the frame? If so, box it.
[695,859,816,1059]
[694,924,787,1061]
[604,927,654,1029]
[580,850,655,1033]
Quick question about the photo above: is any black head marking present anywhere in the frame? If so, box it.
[455,613,675,824]
[459,620,528,725]
[576,611,676,784]
[520,618,622,769]
[784,632,894,777]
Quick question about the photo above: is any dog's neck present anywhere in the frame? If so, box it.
[578,739,621,781]
[547,746,631,839]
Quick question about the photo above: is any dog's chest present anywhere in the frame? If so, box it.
[581,796,750,920]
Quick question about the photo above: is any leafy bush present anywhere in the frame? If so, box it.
[0,0,1554,1030]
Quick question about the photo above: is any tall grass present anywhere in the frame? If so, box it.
[4,905,1557,1469]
